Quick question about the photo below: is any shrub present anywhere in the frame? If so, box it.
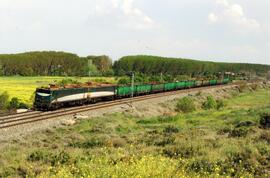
[188,158,216,173]
[229,127,250,137]
[236,121,256,128]
[0,91,9,110]
[154,136,175,146]
[259,132,270,143]
[8,97,20,110]
[117,77,130,85]
[69,138,104,149]
[157,116,178,123]
[202,96,217,110]
[0,167,16,177]
[163,126,179,134]
[28,150,51,162]
[259,113,270,128]
[51,151,71,166]
[176,97,196,113]
[18,102,29,109]
[216,99,226,110]
[163,143,201,158]
[217,127,232,135]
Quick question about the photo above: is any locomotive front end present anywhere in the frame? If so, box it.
[34,89,52,111]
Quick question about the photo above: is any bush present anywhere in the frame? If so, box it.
[176,97,196,113]
[202,96,217,110]
[28,150,51,162]
[259,132,270,143]
[216,99,226,110]
[69,138,104,149]
[8,97,20,110]
[50,151,71,166]
[236,121,256,128]
[18,102,29,109]
[154,136,175,146]
[229,127,250,137]
[163,126,179,134]
[163,144,200,158]
[0,91,9,110]
[117,77,130,85]
[259,113,270,128]
[188,158,216,173]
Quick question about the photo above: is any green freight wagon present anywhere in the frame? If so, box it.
[136,84,152,95]
[176,81,186,89]
[209,80,217,85]
[116,86,135,97]
[151,83,165,92]
[164,82,177,91]
[222,78,230,84]
[185,81,196,88]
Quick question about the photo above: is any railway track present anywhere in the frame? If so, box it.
[0,84,236,129]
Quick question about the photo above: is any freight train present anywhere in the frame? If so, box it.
[34,79,230,111]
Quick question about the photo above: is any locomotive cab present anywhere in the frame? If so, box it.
[34,89,52,111]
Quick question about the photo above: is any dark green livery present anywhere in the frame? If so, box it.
[35,78,231,111]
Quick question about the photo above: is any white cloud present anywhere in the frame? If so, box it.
[208,0,260,31]
[89,0,157,30]
[208,13,218,23]
[0,0,35,9]
[216,0,229,7]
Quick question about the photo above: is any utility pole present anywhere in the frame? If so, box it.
[160,72,163,83]
[88,60,92,77]
[131,72,135,107]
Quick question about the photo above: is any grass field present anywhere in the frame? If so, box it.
[0,88,269,177]
[0,76,116,105]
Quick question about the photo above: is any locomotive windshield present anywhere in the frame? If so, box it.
[36,89,51,94]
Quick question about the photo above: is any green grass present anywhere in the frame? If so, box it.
[0,89,270,177]
[0,76,116,105]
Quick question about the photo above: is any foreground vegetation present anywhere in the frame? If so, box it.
[0,86,269,177]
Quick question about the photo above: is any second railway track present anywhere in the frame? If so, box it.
[0,84,236,129]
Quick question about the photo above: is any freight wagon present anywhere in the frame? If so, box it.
[34,78,230,111]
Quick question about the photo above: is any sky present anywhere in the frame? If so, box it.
[0,0,269,64]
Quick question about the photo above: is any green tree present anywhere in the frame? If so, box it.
[87,55,112,74]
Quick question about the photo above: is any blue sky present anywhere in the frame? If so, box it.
[0,0,269,64]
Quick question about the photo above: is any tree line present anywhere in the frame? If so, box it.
[113,55,270,78]
[0,51,113,76]
[0,52,269,78]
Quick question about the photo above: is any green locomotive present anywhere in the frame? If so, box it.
[34,78,230,111]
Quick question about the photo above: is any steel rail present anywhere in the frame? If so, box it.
[0,84,235,129]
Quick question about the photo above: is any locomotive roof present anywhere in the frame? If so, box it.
[39,82,116,91]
